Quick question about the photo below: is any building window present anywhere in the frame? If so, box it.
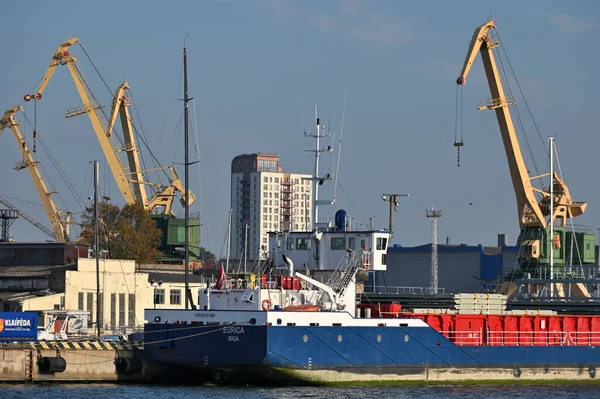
[128,294,135,327]
[263,207,267,213]
[78,292,84,311]
[119,293,126,327]
[170,289,181,305]
[296,238,311,250]
[98,293,103,328]
[263,184,268,190]
[110,293,116,327]
[348,237,356,251]
[331,237,346,250]
[87,292,94,327]
[155,289,165,305]
[263,237,268,244]
[275,177,279,183]
[264,177,268,182]
[263,222,267,228]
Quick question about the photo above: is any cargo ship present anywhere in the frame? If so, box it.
[143,114,600,385]
[143,231,600,384]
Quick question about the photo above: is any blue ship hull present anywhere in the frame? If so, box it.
[143,323,600,384]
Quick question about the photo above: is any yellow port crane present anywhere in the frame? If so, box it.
[457,19,586,231]
[24,37,195,214]
[0,106,70,242]
[457,20,593,297]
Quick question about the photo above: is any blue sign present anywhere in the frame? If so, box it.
[0,312,38,342]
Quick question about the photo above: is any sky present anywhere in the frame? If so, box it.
[0,0,598,257]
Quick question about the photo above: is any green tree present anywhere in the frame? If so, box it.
[78,202,162,263]
[198,247,216,264]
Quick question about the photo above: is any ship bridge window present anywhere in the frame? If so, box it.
[348,237,356,251]
[376,237,388,251]
[331,237,346,250]
[296,238,311,250]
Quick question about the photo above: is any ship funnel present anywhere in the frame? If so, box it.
[282,254,294,277]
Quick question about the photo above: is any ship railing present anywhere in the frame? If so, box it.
[440,330,600,347]
[438,330,483,346]
[371,285,446,294]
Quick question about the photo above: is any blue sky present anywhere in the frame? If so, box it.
[1,1,598,256]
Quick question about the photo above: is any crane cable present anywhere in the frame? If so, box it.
[21,112,86,211]
[77,43,170,182]
[493,29,548,186]
[454,85,464,167]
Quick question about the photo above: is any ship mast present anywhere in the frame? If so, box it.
[305,106,332,230]
[183,46,193,310]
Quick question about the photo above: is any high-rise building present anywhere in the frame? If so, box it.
[231,154,313,261]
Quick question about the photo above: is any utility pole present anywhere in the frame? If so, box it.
[426,206,442,294]
[93,160,101,337]
[382,194,409,238]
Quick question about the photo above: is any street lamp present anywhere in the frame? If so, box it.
[148,278,163,309]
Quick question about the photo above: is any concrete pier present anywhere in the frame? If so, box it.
[0,342,161,382]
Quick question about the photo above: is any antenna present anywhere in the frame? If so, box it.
[333,85,347,202]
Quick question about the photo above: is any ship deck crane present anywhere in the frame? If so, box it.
[0,106,69,242]
[24,38,194,214]
[457,20,592,297]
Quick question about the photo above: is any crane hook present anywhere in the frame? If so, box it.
[32,129,38,153]
[454,141,464,167]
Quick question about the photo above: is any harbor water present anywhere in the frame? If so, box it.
[2,384,600,399]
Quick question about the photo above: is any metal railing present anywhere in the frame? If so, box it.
[370,285,446,294]
[439,329,600,347]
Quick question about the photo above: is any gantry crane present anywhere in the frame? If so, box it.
[0,106,70,242]
[457,20,594,295]
[23,38,195,214]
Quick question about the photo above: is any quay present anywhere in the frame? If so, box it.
[0,341,164,382]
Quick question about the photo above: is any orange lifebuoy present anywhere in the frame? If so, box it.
[261,299,272,311]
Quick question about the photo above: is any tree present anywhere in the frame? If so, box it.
[78,202,162,263]
[198,247,216,265]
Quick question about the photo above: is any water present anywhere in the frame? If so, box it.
[1,384,599,399]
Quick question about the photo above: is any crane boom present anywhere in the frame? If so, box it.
[25,38,195,215]
[25,38,136,205]
[456,20,586,229]
[0,106,68,241]
[0,197,57,240]
[108,81,148,206]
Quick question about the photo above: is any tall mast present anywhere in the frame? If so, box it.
[313,106,321,227]
[304,106,332,230]
[183,46,191,309]
[549,136,554,297]
[93,160,100,337]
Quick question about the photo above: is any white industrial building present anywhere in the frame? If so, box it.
[0,242,206,334]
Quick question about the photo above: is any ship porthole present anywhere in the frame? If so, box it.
[404,334,409,343]
[303,335,308,342]
[154,316,161,323]
[277,318,282,325]
[337,334,342,342]
[377,334,382,343]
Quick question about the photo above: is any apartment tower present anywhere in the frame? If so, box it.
[231,154,313,261]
